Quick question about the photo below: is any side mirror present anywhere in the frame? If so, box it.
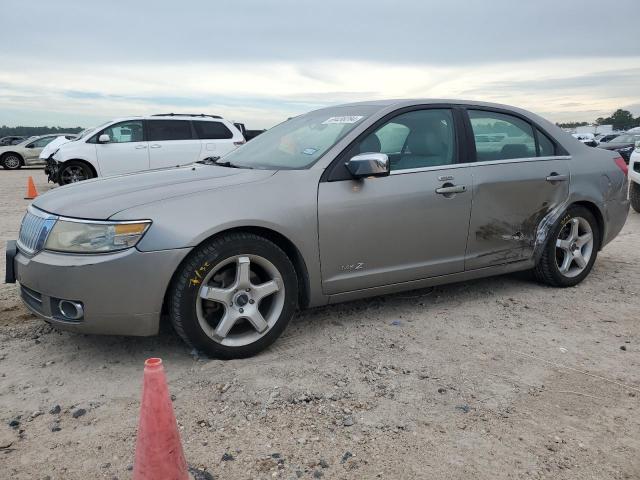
[345,153,390,179]
[98,134,111,143]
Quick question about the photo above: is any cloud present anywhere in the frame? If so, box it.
[0,0,638,127]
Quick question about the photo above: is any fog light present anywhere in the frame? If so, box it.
[57,300,84,320]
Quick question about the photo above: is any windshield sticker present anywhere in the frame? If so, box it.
[302,147,318,155]
[322,116,364,125]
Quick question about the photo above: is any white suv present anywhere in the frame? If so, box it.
[629,141,640,212]
[50,114,245,184]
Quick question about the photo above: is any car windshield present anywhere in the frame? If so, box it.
[219,105,381,170]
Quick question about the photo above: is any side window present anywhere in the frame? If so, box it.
[193,121,233,140]
[469,110,536,161]
[103,120,144,143]
[352,109,456,171]
[28,137,55,148]
[537,129,555,156]
[147,120,192,141]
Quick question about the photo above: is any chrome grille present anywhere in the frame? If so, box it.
[17,207,57,255]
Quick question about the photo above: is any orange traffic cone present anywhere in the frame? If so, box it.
[133,358,189,480]
[24,176,38,200]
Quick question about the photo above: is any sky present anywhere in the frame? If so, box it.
[0,0,639,129]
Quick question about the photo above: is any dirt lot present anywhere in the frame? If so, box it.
[0,169,639,480]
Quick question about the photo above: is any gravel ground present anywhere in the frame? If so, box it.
[1,169,639,480]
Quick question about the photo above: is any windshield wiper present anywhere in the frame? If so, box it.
[212,159,252,169]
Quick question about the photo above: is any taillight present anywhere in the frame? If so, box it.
[233,140,246,147]
[613,156,628,176]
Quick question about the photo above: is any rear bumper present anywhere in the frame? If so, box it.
[602,184,630,248]
[12,246,190,336]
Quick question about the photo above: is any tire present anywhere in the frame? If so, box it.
[534,206,600,287]
[1,153,23,170]
[168,232,298,359]
[58,160,93,185]
[631,182,640,213]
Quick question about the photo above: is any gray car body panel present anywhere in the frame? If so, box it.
[17,99,629,335]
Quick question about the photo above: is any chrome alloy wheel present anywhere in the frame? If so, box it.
[3,155,21,169]
[196,255,285,347]
[60,165,88,183]
[555,216,594,278]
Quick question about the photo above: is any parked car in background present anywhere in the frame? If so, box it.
[629,142,640,212]
[595,133,624,144]
[50,113,245,184]
[233,122,266,141]
[6,99,629,359]
[0,134,77,170]
[597,133,640,163]
[571,133,597,147]
[245,129,266,141]
[0,136,25,146]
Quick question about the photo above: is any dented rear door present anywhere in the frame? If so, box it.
[465,157,570,270]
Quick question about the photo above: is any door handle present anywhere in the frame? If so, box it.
[435,184,467,195]
[135,145,147,149]
[150,144,161,149]
[545,173,568,182]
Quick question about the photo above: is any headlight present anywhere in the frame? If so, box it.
[635,141,640,152]
[44,219,151,253]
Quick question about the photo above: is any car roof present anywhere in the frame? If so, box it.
[106,114,228,123]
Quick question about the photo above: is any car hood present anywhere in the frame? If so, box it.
[33,164,276,219]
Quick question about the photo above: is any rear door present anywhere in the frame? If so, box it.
[318,107,473,294]
[147,120,201,169]
[193,120,238,159]
[463,108,570,269]
[95,120,149,176]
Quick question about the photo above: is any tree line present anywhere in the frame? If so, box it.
[0,125,84,137]
[557,109,640,131]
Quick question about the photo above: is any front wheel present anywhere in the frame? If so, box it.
[631,182,640,213]
[58,161,93,185]
[1,153,22,170]
[534,206,600,287]
[168,233,298,359]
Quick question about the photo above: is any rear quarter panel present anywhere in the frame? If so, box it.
[567,144,629,247]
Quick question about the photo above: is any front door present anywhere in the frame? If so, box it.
[96,120,149,176]
[318,108,473,295]
[464,109,571,269]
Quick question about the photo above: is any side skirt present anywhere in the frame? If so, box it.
[326,260,535,304]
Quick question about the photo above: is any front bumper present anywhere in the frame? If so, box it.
[8,245,190,336]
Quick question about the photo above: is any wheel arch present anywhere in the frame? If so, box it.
[161,225,311,318]
[59,159,98,180]
[571,200,605,250]
[1,151,24,165]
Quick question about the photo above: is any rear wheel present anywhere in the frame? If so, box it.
[631,182,640,213]
[168,233,298,359]
[59,161,93,184]
[534,206,600,287]
[1,153,22,170]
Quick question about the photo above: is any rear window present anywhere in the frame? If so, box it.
[537,129,555,156]
[194,121,233,140]
[147,120,192,141]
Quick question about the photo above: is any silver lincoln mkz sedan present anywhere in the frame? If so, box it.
[6,100,630,358]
